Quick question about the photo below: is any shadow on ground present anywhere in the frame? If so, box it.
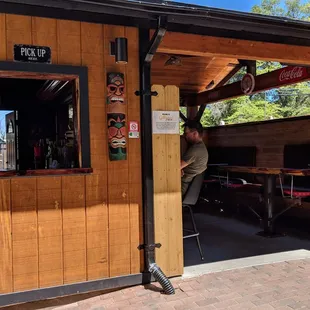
[183,201,310,268]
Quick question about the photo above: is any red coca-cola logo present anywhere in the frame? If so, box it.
[279,66,305,82]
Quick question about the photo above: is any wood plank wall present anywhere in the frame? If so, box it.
[152,85,183,277]
[206,116,310,167]
[0,14,143,294]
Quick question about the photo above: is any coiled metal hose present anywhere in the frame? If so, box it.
[149,263,175,295]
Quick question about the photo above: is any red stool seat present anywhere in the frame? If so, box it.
[222,183,245,189]
[283,190,310,198]
[203,179,219,183]
[244,183,263,188]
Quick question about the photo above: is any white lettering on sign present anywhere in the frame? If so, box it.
[38,49,46,57]
[21,47,37,57]
[14,44,51,63]
[279,67,304,82]
[19,47,48,60]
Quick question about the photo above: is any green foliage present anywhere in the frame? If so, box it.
[252,0,285,16]
[224,99,282,124]
[199,0,310,128]
[179,107,187,134]
[200,107,216,127]
[252,0,310,19]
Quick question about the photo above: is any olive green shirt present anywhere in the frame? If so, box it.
[181,142,208,195]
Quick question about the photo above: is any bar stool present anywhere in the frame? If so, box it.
[279,174,310,206]
[182,172,205,260]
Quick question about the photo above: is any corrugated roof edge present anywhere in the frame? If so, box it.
[2,0,310,46]
[3,0,310,29]
[115,0,310,28]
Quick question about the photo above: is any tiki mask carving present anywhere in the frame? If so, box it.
[107,113,126,161]
[107,72,125,108]
[107,72,127,161]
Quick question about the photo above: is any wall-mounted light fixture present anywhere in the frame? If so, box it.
[110,37,128,64]
[164,55,182,66]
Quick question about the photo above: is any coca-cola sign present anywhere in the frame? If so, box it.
[278,66,308,84]
[196,64,310,106]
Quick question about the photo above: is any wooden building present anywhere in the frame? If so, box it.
[1,0,310,306]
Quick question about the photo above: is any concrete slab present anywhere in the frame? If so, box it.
[183,249,310,278]
[183,212,310,278]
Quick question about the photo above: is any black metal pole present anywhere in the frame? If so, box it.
[257,174,288,238]
[139,27,156,279]
[263,174,275,235]
[138,20,174,295]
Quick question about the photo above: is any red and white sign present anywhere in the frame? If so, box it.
[129,121,139,138]
[129,121,139,132]
[196,65,310,106]
[278,66,308,84]
[241,73,255,95]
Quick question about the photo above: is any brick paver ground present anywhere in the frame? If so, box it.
[5,259,310,310]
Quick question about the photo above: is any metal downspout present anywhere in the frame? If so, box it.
[137,16,175,295]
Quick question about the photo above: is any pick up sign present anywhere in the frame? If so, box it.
[14,44,51,64]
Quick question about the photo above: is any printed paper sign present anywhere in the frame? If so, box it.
[152,111,179,134]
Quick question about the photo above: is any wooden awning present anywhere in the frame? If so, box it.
[151,30,310,108]
[151,54,241,96]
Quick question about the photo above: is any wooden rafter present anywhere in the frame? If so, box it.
[217,63,244,87]
[156,31,310,65]
[195,63,244,121]
[179,111,187,122]
[152,53,239,94]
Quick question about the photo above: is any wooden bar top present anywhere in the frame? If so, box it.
[0,168,93,178]
[219,166,310,176]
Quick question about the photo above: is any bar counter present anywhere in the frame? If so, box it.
[0,168,93,177]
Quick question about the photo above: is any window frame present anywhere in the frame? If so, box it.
[0,61,91,172]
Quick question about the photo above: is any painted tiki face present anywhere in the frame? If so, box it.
[107,73,125,107]
[107,113,126,161]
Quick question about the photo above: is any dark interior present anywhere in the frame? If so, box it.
[0,77,77,171]
[283,144,310,189]
[206,146,257,182]
[207,146,256,166]
[284,144,310,169]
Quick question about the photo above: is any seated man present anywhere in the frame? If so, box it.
[181,120,208,197]
[180,134,188,157]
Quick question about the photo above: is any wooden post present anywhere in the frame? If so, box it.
[152,85,183,277]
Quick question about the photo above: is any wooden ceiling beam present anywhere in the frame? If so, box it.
[152,50,241,94]
[195,63,244,121]
[216,63,243,87]
[156,31,310,65]
[194,57,240,92]
[179,111,187,122]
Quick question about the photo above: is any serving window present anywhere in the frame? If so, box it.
[0,63,91,176]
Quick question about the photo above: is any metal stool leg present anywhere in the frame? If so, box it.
[183,205,204,260]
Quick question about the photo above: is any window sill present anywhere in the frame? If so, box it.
[0,168,93,177]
